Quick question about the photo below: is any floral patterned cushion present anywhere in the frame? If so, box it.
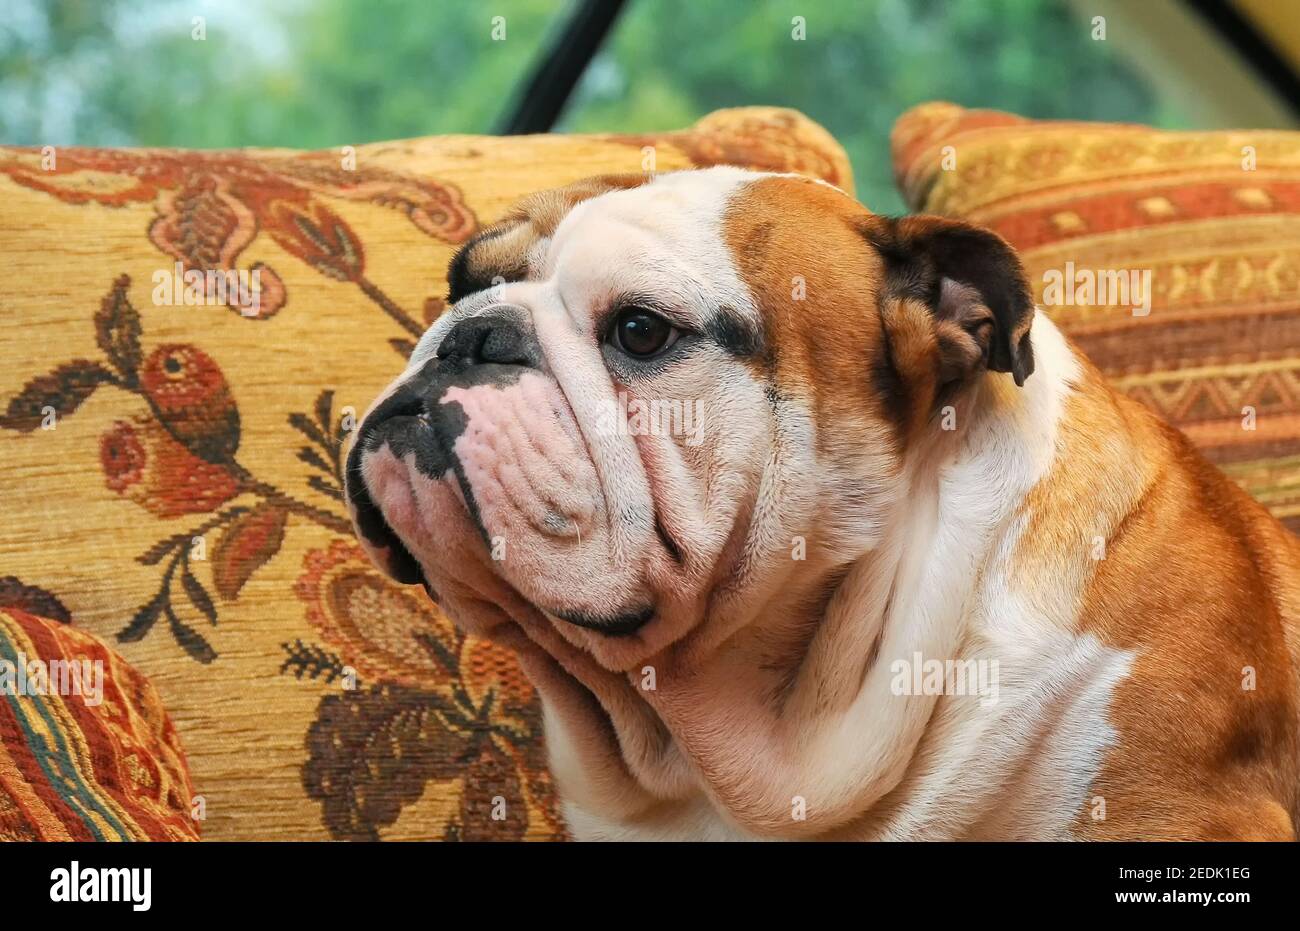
[0,108,851,840]
[0,605,198,841]
[892,102,1300,532]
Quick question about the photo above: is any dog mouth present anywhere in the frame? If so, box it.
[345,364,670,640]
[550,605,655,637]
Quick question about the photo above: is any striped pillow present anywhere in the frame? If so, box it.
[892,102,1300,533]
[0,606,198,841]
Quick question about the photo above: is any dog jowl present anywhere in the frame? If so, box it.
[344,304,652,634]
[345,167,1300,841]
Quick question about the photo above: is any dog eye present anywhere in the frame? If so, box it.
[608,307,680,358]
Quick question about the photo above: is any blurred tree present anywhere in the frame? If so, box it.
[561,0,1186,212]
[1,0,1183,213]
[0,0,568,148]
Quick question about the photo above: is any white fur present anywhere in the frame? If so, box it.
[553,313,1136,840]
[862,318,1136,839]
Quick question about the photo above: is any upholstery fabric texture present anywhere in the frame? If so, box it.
[892,102,1300,533]
[0,604,198,841]
[0,107,851,840]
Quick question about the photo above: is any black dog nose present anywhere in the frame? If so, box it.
[436,313,546,370]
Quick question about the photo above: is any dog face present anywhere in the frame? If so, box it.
[344,167,1034,673]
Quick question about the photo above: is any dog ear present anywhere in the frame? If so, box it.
[447,173,650,304]
[864,215,1035,390]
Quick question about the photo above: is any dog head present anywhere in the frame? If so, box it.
[344,167,1034,672]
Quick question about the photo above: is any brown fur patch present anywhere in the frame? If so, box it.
[722,177,1038,453]
[1014,357,1300,839]
[721,176,905,450]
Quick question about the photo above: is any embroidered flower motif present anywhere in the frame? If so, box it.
[99,417,241,518]
[293,540,560,841]
[100,419,146,493]
[295,539,456,688]
[0,147,476,325]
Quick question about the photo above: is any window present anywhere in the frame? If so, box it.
[0,0,574,147]
[561,0,1190,213]
[4,0,1295,214]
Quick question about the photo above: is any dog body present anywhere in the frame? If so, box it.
[347,167,1300,840]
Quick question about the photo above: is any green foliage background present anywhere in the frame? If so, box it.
[1,0,1183,212]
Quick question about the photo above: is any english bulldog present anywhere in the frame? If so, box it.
[344,167,1300,840]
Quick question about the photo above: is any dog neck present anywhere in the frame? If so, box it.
[700,309,1079,703]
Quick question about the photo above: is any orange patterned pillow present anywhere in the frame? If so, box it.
[0,108,850,841]
[893,102,1300,533]
[0,604,198,841]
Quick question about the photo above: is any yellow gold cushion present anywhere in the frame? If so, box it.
[894,102,1300,533]
[0,108,851,840]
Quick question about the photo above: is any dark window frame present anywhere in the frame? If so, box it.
[497,0,630,134]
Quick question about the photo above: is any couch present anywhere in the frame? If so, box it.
[1,102,1296,840]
